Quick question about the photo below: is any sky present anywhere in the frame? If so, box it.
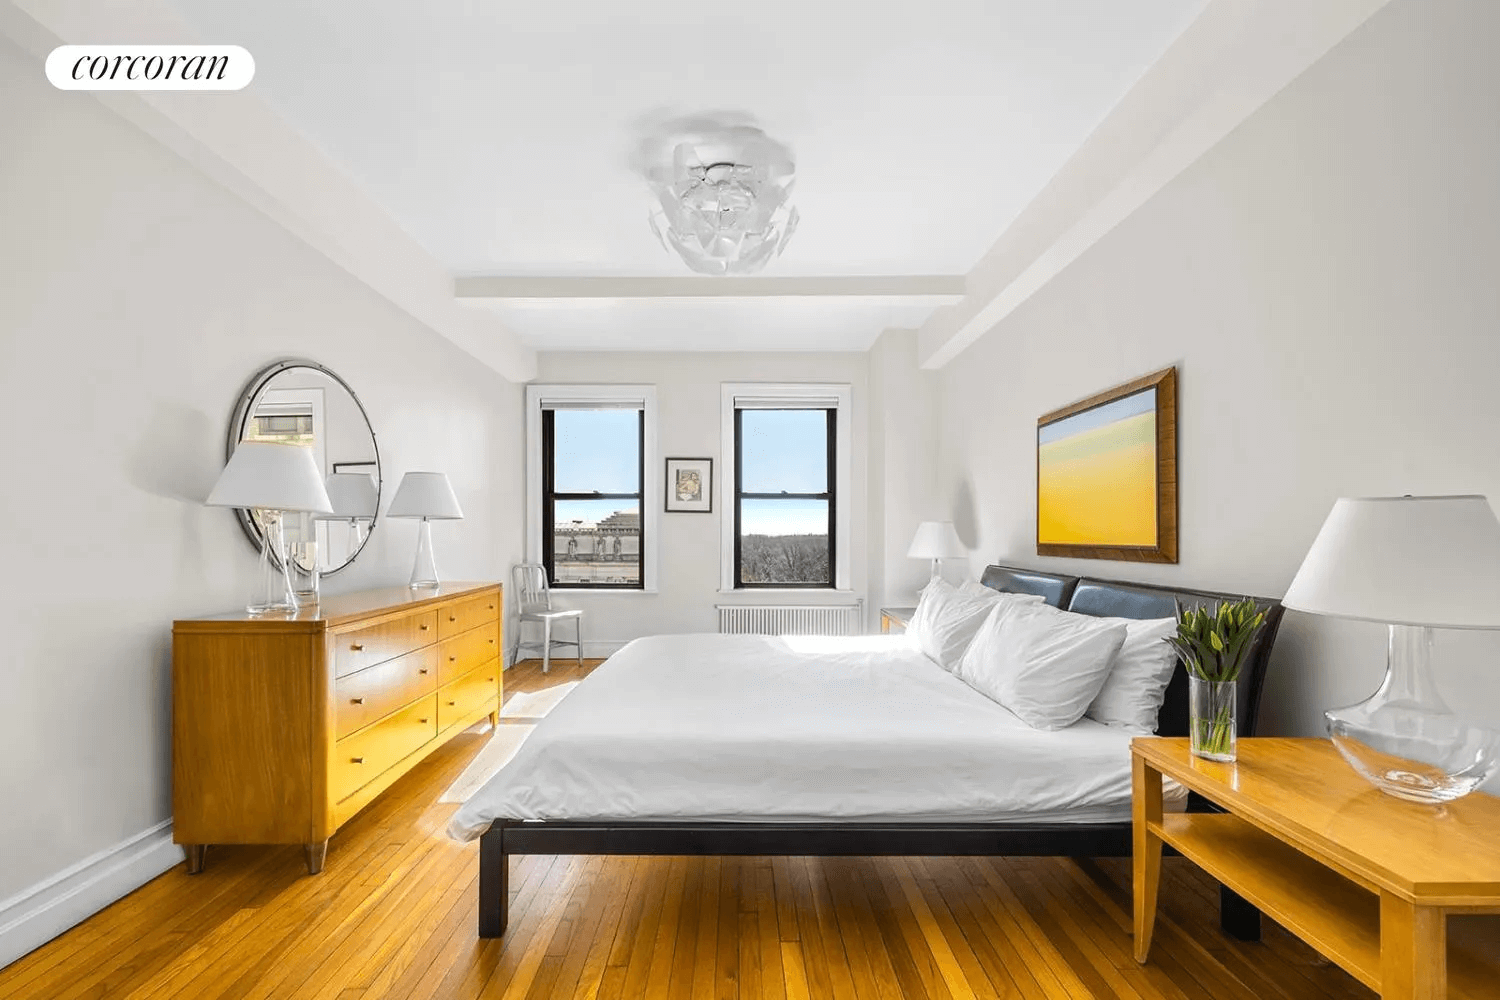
[551,407,831,536]
[1038,386,1155,444]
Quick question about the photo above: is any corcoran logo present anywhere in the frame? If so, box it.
[45,45,254,91]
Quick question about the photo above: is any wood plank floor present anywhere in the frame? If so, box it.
[0,658,1384,999]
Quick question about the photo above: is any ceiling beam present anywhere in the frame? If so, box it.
[917,0,1393,370]
[454,275,967,301]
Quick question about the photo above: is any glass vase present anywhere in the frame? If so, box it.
[1326,625,1500,802]
[289,540,320,610]
[1190,677,1237,762]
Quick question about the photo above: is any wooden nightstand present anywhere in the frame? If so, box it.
[879,606,916,634]
[1133,737,1500,999]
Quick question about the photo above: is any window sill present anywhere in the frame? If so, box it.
[715,588,856,596]
[549,588,658,595]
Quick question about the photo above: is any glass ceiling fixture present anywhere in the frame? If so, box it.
[643,129,799,276]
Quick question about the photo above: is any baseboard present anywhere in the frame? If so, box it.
[0,820,180,970]
[506,639,627,665]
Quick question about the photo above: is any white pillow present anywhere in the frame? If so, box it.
[908,579,1042,672]
[957,601,1128,730]
[1085,617,1181,732]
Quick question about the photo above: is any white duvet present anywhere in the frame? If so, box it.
[448,633,1181,841]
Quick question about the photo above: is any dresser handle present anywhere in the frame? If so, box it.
[351,756,365,764]
[351,697,365,705]
[420,624,430,631]
[419,668,429,675]
[488,638,495,645]
[488,604,495,610]
[449,655,457,662]
[419,717,429,724]
[447,700,456,706]
[350,643,365,651]
[449,615,457,622]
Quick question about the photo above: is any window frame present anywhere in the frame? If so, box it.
[720,383,853,593]
[526,384,659,593]
[732,407,837,589]
[540,407,646,590]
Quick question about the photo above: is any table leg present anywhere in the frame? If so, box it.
[1133,753,1164,963]
[1380,893,1444,1000]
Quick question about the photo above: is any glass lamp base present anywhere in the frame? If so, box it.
[1326,625,1500,803]
[409,517,441,590]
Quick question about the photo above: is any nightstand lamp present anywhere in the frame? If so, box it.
[205,441,333,615]
[1282,495,1500,802]
[907,521,967,581]
[387,471,464,589]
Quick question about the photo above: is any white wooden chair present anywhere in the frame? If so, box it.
[510,563,583,674]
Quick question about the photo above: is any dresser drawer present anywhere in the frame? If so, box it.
[333,611,438,678]
[331,694,438,803]
[437,666,499,732]
[437,591,500,641]
[334,645,439,740]
[437,624,500,684]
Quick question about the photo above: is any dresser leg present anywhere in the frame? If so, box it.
[183,845,207,875]
[1380,892,1444,1000]
[305,841,328,875]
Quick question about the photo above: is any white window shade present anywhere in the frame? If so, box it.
[731,394,842,410]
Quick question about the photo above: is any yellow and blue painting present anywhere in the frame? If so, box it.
[1038,387,1157,547]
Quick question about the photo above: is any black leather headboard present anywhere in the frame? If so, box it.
[980,565,1285,738]
[978,565,1079,608]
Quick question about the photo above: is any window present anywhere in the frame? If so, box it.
[721,384,852,591]
[526,385,658,591]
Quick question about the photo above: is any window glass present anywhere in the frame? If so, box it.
[736,408,833,587]
[545,408,643,588]
[739,409,827,494]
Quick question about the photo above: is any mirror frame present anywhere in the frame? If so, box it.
[226,358,382,577]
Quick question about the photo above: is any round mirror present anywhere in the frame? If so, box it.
[227,359,380,577]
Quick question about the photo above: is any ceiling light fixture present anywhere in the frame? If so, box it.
[643,128,799,276]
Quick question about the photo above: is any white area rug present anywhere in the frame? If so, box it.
[439,725,534,804]
[438,681,580,804]
[499,681,579,720]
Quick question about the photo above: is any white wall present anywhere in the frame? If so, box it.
[0,33,523,930]
[933,0,1500,773]
[530,352,868,647]
[867,330,943,610]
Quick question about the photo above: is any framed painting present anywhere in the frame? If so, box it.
[665,457,713,513]
[1036,366,1177,563]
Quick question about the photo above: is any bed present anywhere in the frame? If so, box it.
[459,564,1285,939]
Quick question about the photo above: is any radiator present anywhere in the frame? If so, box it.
[716,600,865,637]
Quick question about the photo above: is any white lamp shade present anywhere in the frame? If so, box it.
[205,441,333,514]
[387,471,464,519]
[319,472,379,519]
[1282,495,1500,629]
[907,520,967,560]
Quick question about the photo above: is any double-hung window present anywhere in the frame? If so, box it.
[721,384,852,590]
[527,385,658,590]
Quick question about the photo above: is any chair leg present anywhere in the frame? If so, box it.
[576,617,584,668]
[510,619,522,668]
[542,617,552,675]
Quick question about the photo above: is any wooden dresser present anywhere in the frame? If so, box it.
[173,582,503,874]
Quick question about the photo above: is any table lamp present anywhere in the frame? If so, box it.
[1282,495,1500,802]
[318,471,379,555]
[387,471,464,589]
[205,441,334,615]
[907,521,967,582]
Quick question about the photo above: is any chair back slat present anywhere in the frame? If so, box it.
[512,563,552,613]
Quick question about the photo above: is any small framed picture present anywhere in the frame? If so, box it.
[665,457,713,513]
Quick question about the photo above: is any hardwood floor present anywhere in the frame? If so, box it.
[0,658,1380,999]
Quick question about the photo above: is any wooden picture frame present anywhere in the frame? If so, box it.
[1036,366,1177,563]
[664,457,713,513]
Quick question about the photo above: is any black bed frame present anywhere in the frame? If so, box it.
[477,564,1285,941]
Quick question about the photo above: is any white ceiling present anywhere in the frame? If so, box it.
[166,0,1206,351]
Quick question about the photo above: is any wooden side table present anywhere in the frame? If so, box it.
[879,606,916,634]
[1133,737,1500,999]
